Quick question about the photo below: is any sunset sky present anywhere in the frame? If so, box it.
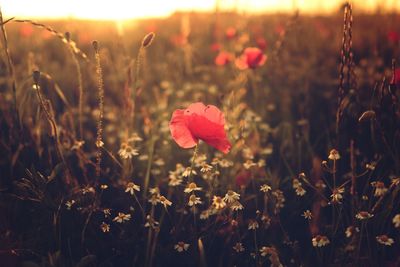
[1,0,399,20]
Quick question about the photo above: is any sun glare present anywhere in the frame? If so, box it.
[1,0,400,20]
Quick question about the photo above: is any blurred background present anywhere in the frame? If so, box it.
[2,0,400,20]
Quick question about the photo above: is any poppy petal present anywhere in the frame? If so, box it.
[259,54,267,67]
[186,102,207,115]
[188,114,231,153]
[186,103,225,125]
[169,109,198,148]
[203,105,226,125]
[202,136,231,154]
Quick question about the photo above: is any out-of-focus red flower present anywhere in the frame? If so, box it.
[170,34,187,46]
[41,30,52,40]
[314,21,330,39]
[146,23,158,33]
[20,24,33,38]
[78,31,92,45]
[275,24,285,36]
[391,68,400,86]
[387,31,400,43]
[235,47,267,70]
[210,42,221,52]
[225,27,237,39]
[215,51,234,66]
[236,170,252,187]
[169,102,231,154]
[256,37,267,50]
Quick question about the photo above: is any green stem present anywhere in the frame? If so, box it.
[188,144,198,182]
[143,136,156,197]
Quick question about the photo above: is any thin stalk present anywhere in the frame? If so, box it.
[145,205,155,267]
[66,32,84,140]
[33,72,70,184]
[93,41,105,179]
[253,230,260,267]
[143,135,156,198]
[0,8,20,129]
[188,144,199,182]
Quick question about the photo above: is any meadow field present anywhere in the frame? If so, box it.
[0,4,400,266]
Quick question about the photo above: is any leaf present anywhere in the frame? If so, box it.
[48,163,66,183]
[358,110,376,122]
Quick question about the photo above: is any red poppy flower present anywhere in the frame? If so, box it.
[215,51,234,66]
[170,34,187,46]
[387,31,400,43]
[236,170,252,187]
[169,102,231,154]
[391,68,400,86]
[235,47,267,70]
[275,24,285,36]
[256,37,268,50]
[225,27,237,39]
[20,24,33,38]
[146,23,158,33]
[210,42,221,52]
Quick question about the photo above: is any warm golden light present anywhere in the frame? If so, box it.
[1,0,400,20]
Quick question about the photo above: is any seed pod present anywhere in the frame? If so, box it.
[33,70,41,84]
[142,32,155,48]
[92,40,99,52]
[65,31,70,42]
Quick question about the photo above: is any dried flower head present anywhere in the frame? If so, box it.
[182,167,197,177]
[159,195,172,208]
[65,200,75,210]
[142,32,155,48]
[103,208,111,218]
[371,181,387,197]
[233,242,245,253]
[302,210,312,220]
[100,184,108,190]
[392,214,400,228]
[376,235,394,246]
[230,201,244,211]
[200,163,213,173]
[212,196,226,210]
[188,194,202,207]
[260,184,272,193]
[355,211,373,220]
[293,178,306,196]
[330,187,345,204]
[144,215,160,229]
[328,149,340,160]
[259,246,282,267]
[223,190,240,203]
[312,235,330,247]
[113,212,131,223]
[118,143,139,159]
[248,220,259,230]
[184,182,202,193]
[125,182,140,195]
[100,222,110,233]
[174,242,189,252]
[345,226,359,238]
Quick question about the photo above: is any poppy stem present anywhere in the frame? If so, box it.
[188,144,198,182]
